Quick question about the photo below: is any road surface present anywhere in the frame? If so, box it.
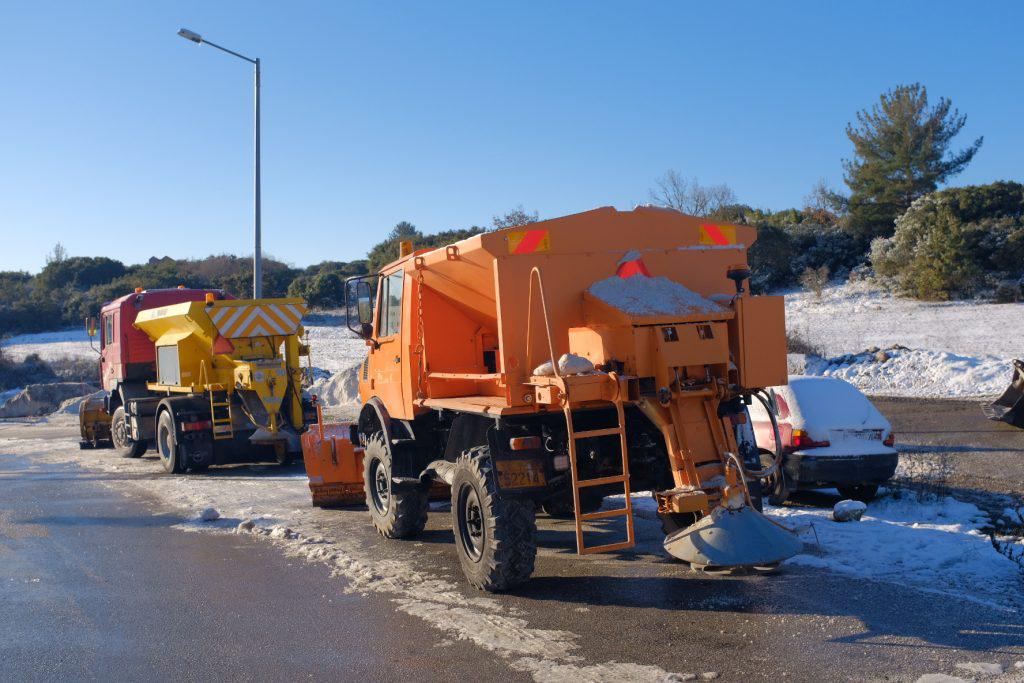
[1,407,1022,682]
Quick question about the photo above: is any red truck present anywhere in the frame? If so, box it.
[81,287,232,456]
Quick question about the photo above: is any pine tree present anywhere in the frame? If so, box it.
[843,83,982,241]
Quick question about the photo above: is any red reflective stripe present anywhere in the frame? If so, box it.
[702,224,729,245]
[514,229,547,254]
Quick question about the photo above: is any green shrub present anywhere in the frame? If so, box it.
[871,181,1024,299]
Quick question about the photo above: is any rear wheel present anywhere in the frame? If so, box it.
[837,484,879,502]
[451,448,537,591]
[363,433,428,538]
[156,410,186,474]
[111,406,146,458]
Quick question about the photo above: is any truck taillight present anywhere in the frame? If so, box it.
[181,420,213,432]
[883,432,895,447]
[509,436,541,451]
[791,429,829,450]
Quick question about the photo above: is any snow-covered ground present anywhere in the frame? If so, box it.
[609,491,1023,613]
[1,328,93,362]
[786,279,1023,360]
[786,279,1022,398]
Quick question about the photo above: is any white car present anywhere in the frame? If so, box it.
[748,375,898,501]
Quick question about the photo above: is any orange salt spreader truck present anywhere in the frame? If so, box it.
[301,206,801,591]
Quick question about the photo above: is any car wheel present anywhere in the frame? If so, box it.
[837,484,879,502]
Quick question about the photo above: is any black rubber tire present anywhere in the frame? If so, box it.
[156,410,186,474]
[837,484,879,502]
[761,448,789,506]
[541,489,604,518]
[451,447,537,592]
[111,406,146,458]
[363,433,428,539]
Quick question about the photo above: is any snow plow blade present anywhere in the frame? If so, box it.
[663,505,803,569]
[300,421,365,507]
[984,359,1024,428]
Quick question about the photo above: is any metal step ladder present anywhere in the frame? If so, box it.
[563,397,635,554]
[209,389,234,441]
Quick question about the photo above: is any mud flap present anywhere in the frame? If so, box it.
[984,359,1024,428]
[663,505,803,568]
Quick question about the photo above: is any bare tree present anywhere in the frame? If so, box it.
[649,170,736,217]
[492,206,539,230]
[803,178,847,224]
[46,242,68,265]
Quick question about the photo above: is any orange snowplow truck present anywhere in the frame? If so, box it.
[316,206,800,591]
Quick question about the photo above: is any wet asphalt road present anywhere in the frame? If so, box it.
[874,396,1024,499]
[2,406,1024,682]
[0,449,521,682]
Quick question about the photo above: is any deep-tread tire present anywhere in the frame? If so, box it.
[156,410,186,474]
[363,433,428,539]
[837,484,879,502]
[541,489,603,518]
[111,406,146,458]
[451,448,537,592]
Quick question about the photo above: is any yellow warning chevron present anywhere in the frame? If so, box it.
[208,300,306,338]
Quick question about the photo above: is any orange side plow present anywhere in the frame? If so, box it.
[301,406,365,507]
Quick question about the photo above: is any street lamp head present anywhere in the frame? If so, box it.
[177,28,202,43]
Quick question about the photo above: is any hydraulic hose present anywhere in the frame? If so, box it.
[737,389,783,480]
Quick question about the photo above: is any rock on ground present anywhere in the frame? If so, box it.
[199,507,220,522]
[0,382,99,418]
[833,499,868,522]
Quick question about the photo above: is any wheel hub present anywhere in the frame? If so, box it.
[458,486,485,562]
[372,460,390,513]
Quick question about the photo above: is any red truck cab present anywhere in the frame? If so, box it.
[98,287,232,401]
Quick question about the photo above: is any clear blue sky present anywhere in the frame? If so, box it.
[1,2,1021,273]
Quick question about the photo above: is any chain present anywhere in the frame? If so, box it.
[415,262,426,400]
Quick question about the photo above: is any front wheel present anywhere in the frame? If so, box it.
[451,448,537,591]
[363,433,428,539]
[111,406,146,458]
[156,410,186,474]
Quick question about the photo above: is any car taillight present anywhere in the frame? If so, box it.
[509,436,541,451]
[883,432,895,447]
[791,429,830,450]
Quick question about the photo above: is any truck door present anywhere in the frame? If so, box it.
[368,269,407,418]
[100,311,118,391]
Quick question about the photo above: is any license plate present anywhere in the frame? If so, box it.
[833,429,882,441]
[496,459,546,490]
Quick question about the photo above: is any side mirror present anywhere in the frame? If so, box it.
[85,316,97,338]
[361,322,373,338]
[346,276,378,345]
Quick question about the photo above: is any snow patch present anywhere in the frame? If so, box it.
[769,493,1024,611]
[800,348,1009,398]
[532,353,595,378]
[588,275,725,317]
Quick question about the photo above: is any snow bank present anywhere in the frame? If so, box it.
[799,347,1008,398]
[310,364,361,407]
[589,275,725,317]
[770,493,1023,611]
[0,382,99,418]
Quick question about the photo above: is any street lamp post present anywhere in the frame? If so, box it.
[177,28,263,299]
